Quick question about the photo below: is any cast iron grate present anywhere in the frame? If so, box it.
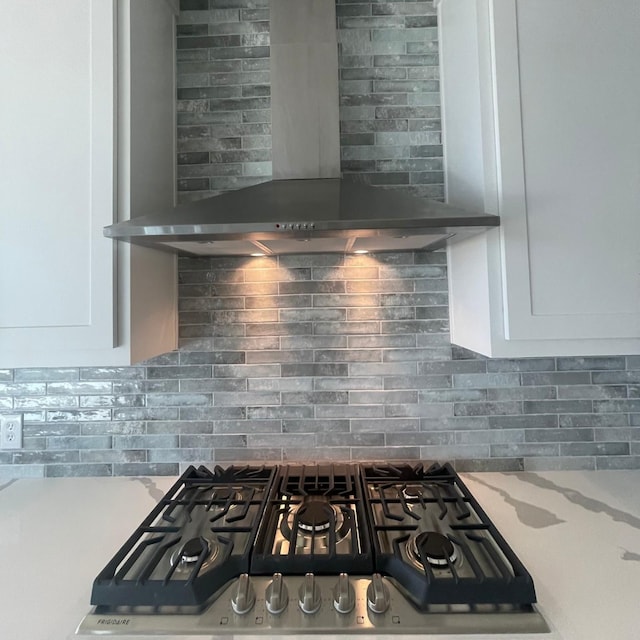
[251,463,374,575]
[90,465,276,608]
[360,462,538,609]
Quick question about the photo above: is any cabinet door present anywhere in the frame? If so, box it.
[493,0,640,341]
[0,0,117,365]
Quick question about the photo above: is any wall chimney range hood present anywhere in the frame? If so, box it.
[105,0,499,257]
[105,178,499,256]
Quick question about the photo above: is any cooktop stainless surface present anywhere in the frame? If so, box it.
[76,463,549,636]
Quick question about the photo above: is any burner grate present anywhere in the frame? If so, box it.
[361,462,537,608]
[89,461,538,613]
[90,465,276,608]
[251,463,374,575]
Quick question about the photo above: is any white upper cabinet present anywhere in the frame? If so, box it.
[439,0,640,357]
[0,0,178,367]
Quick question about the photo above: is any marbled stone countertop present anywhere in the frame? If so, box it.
[0,471,638,640]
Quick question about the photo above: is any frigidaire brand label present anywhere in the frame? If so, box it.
[96,618,131,625]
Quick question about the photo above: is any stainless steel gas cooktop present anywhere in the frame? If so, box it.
[76,462,549,636]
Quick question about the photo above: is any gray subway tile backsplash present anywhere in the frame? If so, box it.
[2,268,639,479]
[1,1,638,476]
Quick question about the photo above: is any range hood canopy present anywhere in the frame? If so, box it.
[105,178,499,256]
[105,0,499,257]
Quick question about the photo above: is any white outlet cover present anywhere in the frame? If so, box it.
[0,414,23,450]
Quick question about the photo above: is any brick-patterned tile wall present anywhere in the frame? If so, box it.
[175,0,444,202]
[337,0,443,198]
[1,1,638,477]
[176,0,272,202]
[1,251,639,477]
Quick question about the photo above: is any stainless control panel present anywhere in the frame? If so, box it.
[77,575,549,636]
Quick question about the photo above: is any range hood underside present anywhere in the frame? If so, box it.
[144,232,454,256]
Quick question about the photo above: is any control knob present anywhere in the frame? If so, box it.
[231,573,255,615]
[332,573,355,614]
[265,573,289,615]
[298,573,321,614]
[367,573,390,614]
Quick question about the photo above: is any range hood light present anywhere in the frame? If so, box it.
[353,250,369,254]
[249,240,272,257]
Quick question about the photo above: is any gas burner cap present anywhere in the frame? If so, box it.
[297,501,332,532]
[402,484,424,499]
[214,487,233,501]
[409,532,456,567]
[170,536,220,570]
[180,537,209,563]
[212,487,245,505]
[281,500,350,546]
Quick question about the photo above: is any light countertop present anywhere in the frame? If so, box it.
[0,471,639,640]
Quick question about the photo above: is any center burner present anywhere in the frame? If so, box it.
[279,498,352,555]
[296,499,336,532]
[252,463,374,575]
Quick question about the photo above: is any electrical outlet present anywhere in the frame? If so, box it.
[0,414,23,450]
